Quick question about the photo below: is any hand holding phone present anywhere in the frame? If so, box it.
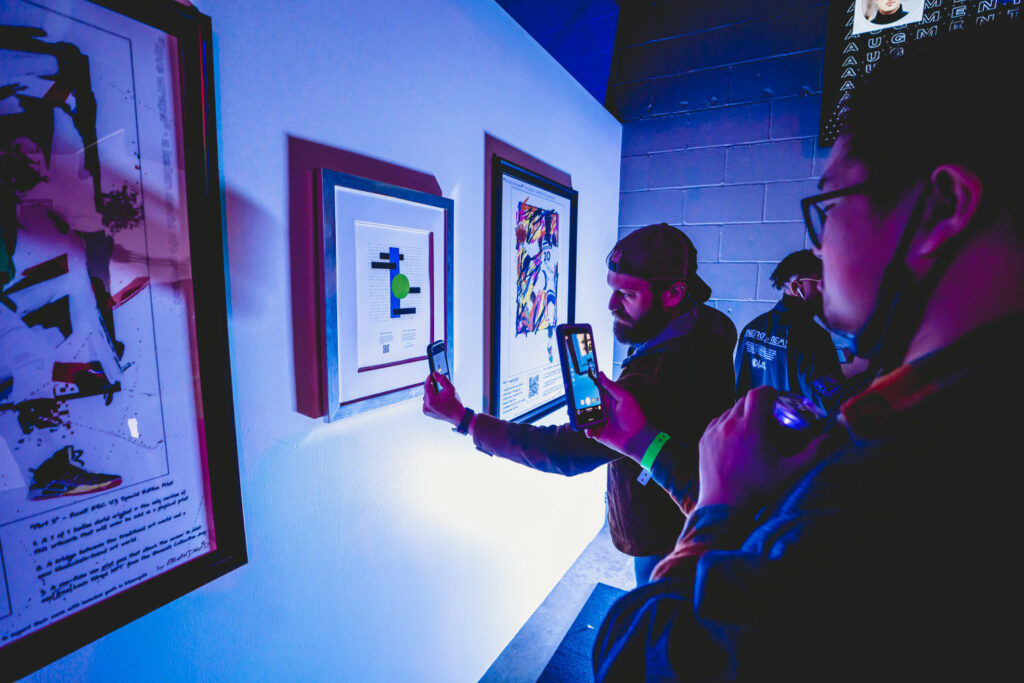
[427,340,450,393]
[556,323,607,431]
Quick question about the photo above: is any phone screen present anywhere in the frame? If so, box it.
[562,329,604,427]
[429,342,449,378]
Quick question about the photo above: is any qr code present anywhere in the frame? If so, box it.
[528,375,539,398]
[382,344,390,354]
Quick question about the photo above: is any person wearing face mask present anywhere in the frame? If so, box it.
[585,21,1022,680]
[733,250,844,411]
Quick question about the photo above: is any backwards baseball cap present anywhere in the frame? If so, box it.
[606,223,712,303]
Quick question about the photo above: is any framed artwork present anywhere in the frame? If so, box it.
[487,157,577,423]
[0,0,245,678]
[320,170,454,421]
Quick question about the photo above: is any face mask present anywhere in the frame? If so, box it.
[835,181,970,373]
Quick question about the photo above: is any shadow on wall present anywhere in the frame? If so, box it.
[223,187,274,319]
[285,136,442,418]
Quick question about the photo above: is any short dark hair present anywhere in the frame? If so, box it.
[840,21,1022,227]
[770,250,821,290]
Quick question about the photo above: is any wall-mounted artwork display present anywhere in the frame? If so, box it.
[0,0,245,678]
[320,170,454,421]
[488,157,577,423]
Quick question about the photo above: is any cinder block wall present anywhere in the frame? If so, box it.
[608,0,829,370]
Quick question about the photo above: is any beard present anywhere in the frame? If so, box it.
[613,303,673,345]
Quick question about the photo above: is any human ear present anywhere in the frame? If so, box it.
[661,282,686,308]
[917,164,983,257]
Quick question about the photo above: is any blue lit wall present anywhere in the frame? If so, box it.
[22,0,621,680]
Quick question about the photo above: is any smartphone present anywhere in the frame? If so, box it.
[556,323,606,431]
[768,391,827,455]
[427,340,450,392]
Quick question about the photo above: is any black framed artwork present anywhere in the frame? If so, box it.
[0,0,245,677]
[319,169,454,421]
[487,156,577,424]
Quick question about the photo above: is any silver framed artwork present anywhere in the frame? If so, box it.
[319,170,454,421]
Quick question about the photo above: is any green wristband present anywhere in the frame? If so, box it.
[641,432,670,470]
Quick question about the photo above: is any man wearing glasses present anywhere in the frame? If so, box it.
[733,250,843,411]
[585,21,1022,680]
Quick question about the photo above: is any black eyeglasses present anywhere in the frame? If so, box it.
[800,181,874,249]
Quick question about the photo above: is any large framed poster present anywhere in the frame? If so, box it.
[0,0,245,678]
[488,157,577,423]
[320,170,454,421]
[819,1,1021,147]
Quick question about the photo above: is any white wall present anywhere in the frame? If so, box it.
[25,0,622,681]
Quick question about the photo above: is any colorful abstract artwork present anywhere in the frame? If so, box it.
[513,200,559,338]
[489,156,577,424]
[370,247,422,319]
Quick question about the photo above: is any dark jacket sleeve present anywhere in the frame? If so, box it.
[593,464,847,682]
[646,439,701,512]
[471,412,618,476]
[734,323,752,398]
[592,504,759,682]
[794,321,845,412]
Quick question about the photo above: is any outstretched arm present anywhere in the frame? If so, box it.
[422,372,618,476]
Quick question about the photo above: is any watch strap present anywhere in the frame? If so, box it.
[453,407,475,435]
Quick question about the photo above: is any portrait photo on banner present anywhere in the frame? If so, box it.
[852,0,924,36]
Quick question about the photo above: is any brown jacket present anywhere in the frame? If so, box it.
[472,304,737,555]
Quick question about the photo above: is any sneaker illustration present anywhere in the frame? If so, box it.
[28,446,122,500]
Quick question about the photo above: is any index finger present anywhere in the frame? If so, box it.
[743,385,778,423]
[433,371,455,393]
[595,371,627,402]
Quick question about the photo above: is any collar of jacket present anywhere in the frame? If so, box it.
[775,294,816,318]
[623,303,699,367]
[838,309,1024,440]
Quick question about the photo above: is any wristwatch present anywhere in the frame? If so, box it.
[453,407,475,435]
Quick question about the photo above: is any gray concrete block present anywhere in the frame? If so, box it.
[622,115,689,155]
[623,104,772,153]
[756,263,782,301]
[720,222,807,262]
[729,51,823,104]
[620,155,650,192]
[672,19,777,71]
[608,81,652,121]
[714,299,777,332]
[773,3,828,54]
[649,147,726,188]
[698,262,759,300]
[683,184,764,224]
[680,224,722,263]
[725,139,815,183]
[771,95,823,140]
[619,189,685,226]
[764,179,819,222]
[649,68,730,116]
[686,103,771,147]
